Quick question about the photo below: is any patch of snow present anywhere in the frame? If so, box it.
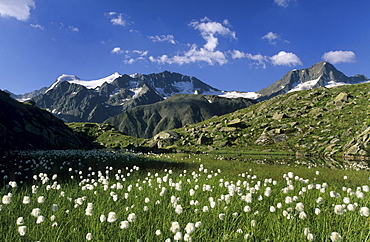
[47,73,121,92]
[130,87,143,98]
[69,72,121,89]
[219,91,261,99]
[173,81,196,94]
[288,76,321,93]
[130,73,140,78]
[324,81,349,88]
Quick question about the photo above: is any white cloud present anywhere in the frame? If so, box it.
[30,23,44,30]
[105,12,131,27]
[270,51,302,66]
[149,35,177,44]
[69,26,79,32]
[322,50,356,64]
[230,50,268,68]
[0,0,35,21]
[112,48,148,64]
[132,50,148,56]
[274,0,293,8]
[149,17,235,65]
[262,32,279,45]
[111,47,125,54]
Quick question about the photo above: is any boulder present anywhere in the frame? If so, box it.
[197,134,213,145]
[272,134,289,143]
[153,130,180,141]
[227,118,248,128]
[255,134,271,145]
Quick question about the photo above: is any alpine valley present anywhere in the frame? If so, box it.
[2,61,370,158]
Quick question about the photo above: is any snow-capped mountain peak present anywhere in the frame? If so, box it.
[46,73,122,93]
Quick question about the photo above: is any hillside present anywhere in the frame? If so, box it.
[104,94,257,138]
[145,82,370,158]
[0,90,88,150]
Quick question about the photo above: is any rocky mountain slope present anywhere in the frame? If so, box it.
[145,82,370,158]
[104,94,257,138]
[0,90,88,150]
[31,71,229,123]
[257,61,369,100]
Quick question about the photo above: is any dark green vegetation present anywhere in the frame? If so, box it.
[144,82,370,158]
[104,94,257,138]
[67,123,145,149]
[0,90,87,151]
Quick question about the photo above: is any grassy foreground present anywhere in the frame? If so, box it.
[0,150,369,241]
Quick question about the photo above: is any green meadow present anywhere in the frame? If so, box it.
[0,150,369,241]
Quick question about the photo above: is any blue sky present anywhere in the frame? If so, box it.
[1,0,369,94]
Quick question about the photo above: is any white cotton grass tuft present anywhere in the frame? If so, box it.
[120,220,130,229]
[330,232,342,241]
[360,207,369,217]
[18,226,27,236]
[86,233,93,240]
[107,212,117,223]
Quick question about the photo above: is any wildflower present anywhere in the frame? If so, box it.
[155,230,162,236]
[299,211,307,220]
[107,212,117,223]
[295,202,305,212]
[100,214,106,222]
[185,223,195,234]
[329,191,340,198]
[316,197,324,204]
[307,233,316,241]
[285,196,293,204]
[304,228,310,236]
[195,221,201,228]
[127,213,137,222]
[184,233,192,241]
[175,204,183,214]
[334,205,345,215]
[144,197,150,203]
[270,206,276,212]
[22,196,30,204]
[16,217,24,225]
[360,207,369,217]
[2,194,12,204]
[31,208,41,217]
[315,208,321,215]
[170,222,180,233]
[218,213,226,220]
[120,220,130,229]
[86,233,93,240]
[37,196,45,203]
[244,206,251,212]
[343,197,350,204]
[174,231,183,241]
[347,204,355,211]
[330,232,342,241]
[18,226,27,236]
[251,220,257,227]
[36,215,45,224]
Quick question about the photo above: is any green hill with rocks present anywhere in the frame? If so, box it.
[144,82,370,158]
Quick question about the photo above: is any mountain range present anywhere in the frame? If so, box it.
[1,61,370,156]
